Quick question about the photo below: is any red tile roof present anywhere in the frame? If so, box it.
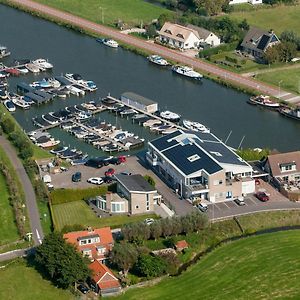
[63,227,114,260]
[89,260,120,290]
[176,240,189,250]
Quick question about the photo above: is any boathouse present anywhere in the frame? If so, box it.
[120,92,158,113]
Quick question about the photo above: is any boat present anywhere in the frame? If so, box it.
[120,108,137,116]
[78,80,97,91]
[39,139,61,149]
[76,111,92,121]
[71,157,89,166]
[65,73,82,82]
[0,46,10,59]
[160,110,181,122]
[68,85,85,96]
[0,89,9,100]
[16,66,29,74]
[279,107,300,121]
[102,143,119,152]
[5,68,20,76]
[171,65,203,80]
[12,97,31,110]
[42,113,59,125]
[147,55,168,66]
[248,95,281,109]
[25,63,40,73]
[3,100,16,112]
[103,39,119,48]
[183,119,210,133]
[30,80,52,89]
[32,58,53,70]
[50,146,68,154]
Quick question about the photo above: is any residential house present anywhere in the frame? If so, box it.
[63,227,114,263]
[89,260,121,296]
[158,22,220,49]
[229,0,262,4]
[96,174,160,215]
[240,27,280,58]
[146,130,255,203]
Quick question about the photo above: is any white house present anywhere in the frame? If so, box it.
[229,0,262,5]
[158,22,220,50]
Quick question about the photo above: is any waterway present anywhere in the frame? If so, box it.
[1,4,299,155]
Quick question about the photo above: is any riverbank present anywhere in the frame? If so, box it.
[2,0,300,105]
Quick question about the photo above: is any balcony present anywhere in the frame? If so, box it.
[186,183,209,195]
[146,152,158,166]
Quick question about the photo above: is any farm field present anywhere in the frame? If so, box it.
[117,230,300,300]
[35,0,171,26]
[229,4,300,35]
[0,260,73,300]
[51,200,157,230]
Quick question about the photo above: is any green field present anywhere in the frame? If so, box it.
[256,67,300,95]
[0,171,19,246]
[0,260,73,300]
[229,4,300,35]
[35,0,170,26]
[51,200,157,230]
[117,230,300,300]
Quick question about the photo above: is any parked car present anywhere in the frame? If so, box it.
[72,172,81,182]
[120,170,132,176]
[256,192,269,202]
[234,197,245,206]
[105,168,115,177]
[102,176,115,184]
[118,155,126,163]
[87,177,104,185]
[107,157,122,165]
[197,202,208,212]
[84,157,110,168]
[77,284,89,294]
[144,218,155,225]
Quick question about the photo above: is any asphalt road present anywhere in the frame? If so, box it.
[9,0,300,105]
[0,136,43,246]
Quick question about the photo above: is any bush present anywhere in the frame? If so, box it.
[134,254,167,278]
[199,42,239,58]
[143,175,156,187]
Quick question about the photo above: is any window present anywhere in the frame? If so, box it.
[135,205,139,209]
[187,154,200,162]
[213,180,223,186]
[226,191,232,199]
[80,240,87,245]
[111,202,125,213]
[98,199,106,210]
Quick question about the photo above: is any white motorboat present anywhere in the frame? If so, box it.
[12,97,31,110]
[183,120,210,133]
[68,85,85,96]
[103,39,119,48]
[0,46,11,59]
[147,55,168,66]
[78,80,97,91]
[160,110,181,122]
[39,139,60,149]
[81,102,97,111]
[172,65,203,80]
[248,95,280,109]
[16,66,29,74]
[0,89,9,100]
[44,77,61,88]
[65,73,82,83]
[4,100,16,112]
[76,111,92,121]
[25,63,40,73]
[32,58,53,70]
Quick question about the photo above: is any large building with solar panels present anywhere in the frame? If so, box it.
[146,130,255,203]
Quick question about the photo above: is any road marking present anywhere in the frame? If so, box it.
[247,198,258,205]
[36,229,42,245]
[223,202,230,209]
[212,204,221,211]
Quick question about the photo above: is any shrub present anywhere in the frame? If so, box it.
[134,254,167,278]
[143,175,156,187]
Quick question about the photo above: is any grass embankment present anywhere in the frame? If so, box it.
[34,0,171,27]
[117,230,300,300]
[52,200,158,231]
[229,3,300,35]
[0,259,74,300]
[256,67,300,95]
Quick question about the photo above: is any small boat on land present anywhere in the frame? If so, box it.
[0,46,10,59]
[183,119,210,133]
[147,55,169,66]
[103,39,119,48]
[32,58,53,70]
[25,63,40,73]
[279,107,300,121]
[172,65,203,80]
[4,100,16,112]
[160,110,181,122]
[248,95,280,109]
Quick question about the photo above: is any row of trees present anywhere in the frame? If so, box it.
[122,212,208,243]
[264,41,297,63]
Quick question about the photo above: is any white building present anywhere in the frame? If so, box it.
[158,22,220,50]
[229,0,262,5]
[146,130,255,203]
[121,92,158,113]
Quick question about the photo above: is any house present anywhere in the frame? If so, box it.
[89,260,121,296]
[240,27,280,59]
[229,0,262,4]
[263,151,300,185]
[158,22,220,49]
[63,227,114,262]
[175,240,189,252]
[146,130,255,203]
[121,92,158,113]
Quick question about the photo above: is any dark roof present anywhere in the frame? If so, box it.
[115,174,156,193]
[17,82,35,93]
[78,234,99,241]
[25,92,46,104]
[257,34,270,51]
[151,130,182,151]
[121,92,157,106]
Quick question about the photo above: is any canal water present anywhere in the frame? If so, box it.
[1,4,299,155]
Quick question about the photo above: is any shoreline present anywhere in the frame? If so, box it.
[1,0,295,104]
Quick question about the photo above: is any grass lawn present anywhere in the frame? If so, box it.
[117,230,300,300]
[51,200,158,230]
[229,4,300,35]
[32,145,53,160]
[256,67,300,95]
[35,0,171,26]
[0,171,19,246]
[0,260,74,300]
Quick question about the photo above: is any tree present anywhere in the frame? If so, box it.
[150,221,162,240]
[161,218,174,237]
[134,254,167,278]
[35,232,90,289]
[191,211,208,232]
[181,215,194,235]
[110,242,138,276]
[157,13,174,29]
[281,30,300,50]
[194,0,228,16]
[0,117,15,134]
[159,251,180,275]
[146,24,157,38]
[171,217,182,235]
[264,42,297,63]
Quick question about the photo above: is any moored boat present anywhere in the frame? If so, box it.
[147,55,169,66]
[12,97,31,110]
[32,58,53,70]
[103,39,119,48]
[4,99,16,112]
[248,95,280,109]
[25,63,40,73]
[0,46,10,59]
[160,110,181,122]
[183,119,210,133]
[279,107,300,121]
[171,65,203,80]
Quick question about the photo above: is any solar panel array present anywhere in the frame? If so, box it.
[257,34,270,51]
[150,130,182,151]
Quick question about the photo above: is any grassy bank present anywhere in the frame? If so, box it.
[0,259,74,300]
[117,230,300,300]
[51,200,157,231]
